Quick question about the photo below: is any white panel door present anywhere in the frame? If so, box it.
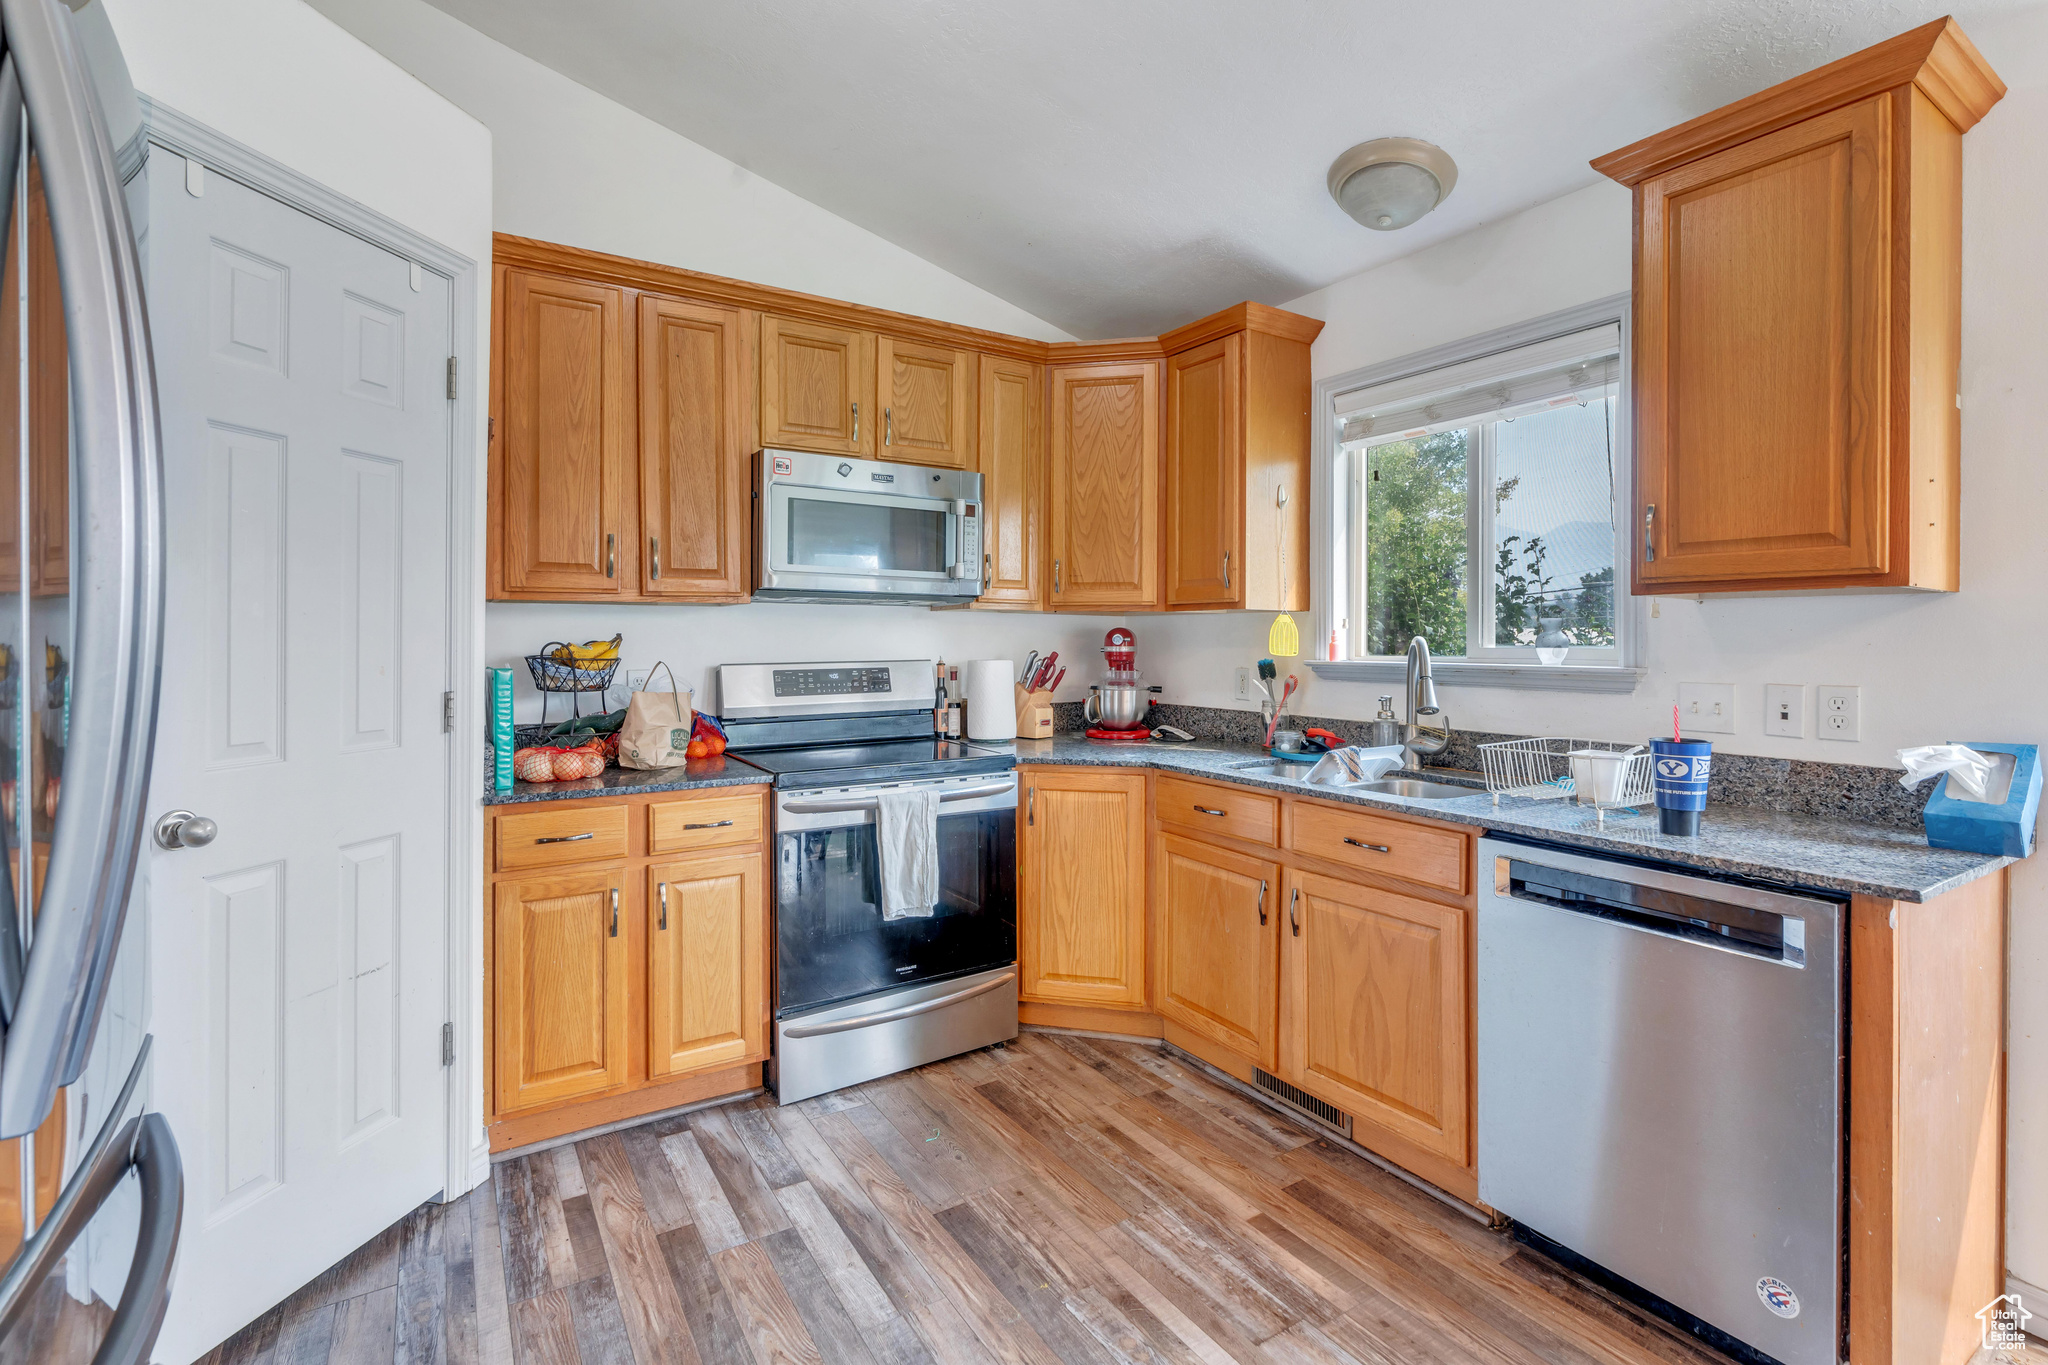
[141,154,452,1362]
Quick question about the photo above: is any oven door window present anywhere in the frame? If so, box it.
[784,495,950,574]
[776,808,1016,1015]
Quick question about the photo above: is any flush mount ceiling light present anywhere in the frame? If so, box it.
[1327,137,1458,231]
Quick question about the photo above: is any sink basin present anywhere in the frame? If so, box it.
[1353,778,1477,800]
[1230,760,1318,778]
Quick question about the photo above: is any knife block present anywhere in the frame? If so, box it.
[1015,683,1055,740]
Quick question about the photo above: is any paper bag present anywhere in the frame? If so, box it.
[618,662,695,769]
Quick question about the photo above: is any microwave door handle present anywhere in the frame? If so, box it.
[0,0,167,1134]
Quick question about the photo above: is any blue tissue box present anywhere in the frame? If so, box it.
[1922,742,2039,859]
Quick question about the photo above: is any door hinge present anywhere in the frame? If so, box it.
[442,1022,455,1067]
[446,356,459,400]
[442,690,455,733]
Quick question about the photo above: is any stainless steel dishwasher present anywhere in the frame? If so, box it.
[1476,837,1843,1365]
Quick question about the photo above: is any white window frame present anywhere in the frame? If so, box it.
[1311,295,1644,693]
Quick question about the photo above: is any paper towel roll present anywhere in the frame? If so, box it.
[964,659,1018,741]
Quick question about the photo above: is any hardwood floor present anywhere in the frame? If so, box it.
[153,1031,2044,1365]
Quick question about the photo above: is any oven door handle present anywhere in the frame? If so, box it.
[780,779,1017,815]
[783,971,1016,1039]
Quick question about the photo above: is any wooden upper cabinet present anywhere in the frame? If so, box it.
[1165,335,1241,608]
[1048,361,1159,610]
[1156,834,1279,1067]
[1596,18,2003,594]
[492,867,631,1114]
[639,295,749,600]
[877,335,973,468]
[498,269,631,596]
[760,315,873,456]
[1280,869,1469,1165]
[1020,768,1148,1009]
[975,354,1042,608]
[647,853,767,1079]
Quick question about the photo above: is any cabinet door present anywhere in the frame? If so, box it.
[648,853,767,1078]
[760,315,873,456]
[639,295,748,599]
[877,335,973,468]
[1280,869,1469,1163]
[1636,96,1890,587]
[975,354,1042,608]
[1020,770,1147,1007]
[1165,335,1241,608]
[499,270,631,595]
[493,867,630,1113]
[1156,834,1277,1066]
[1048,362,1159,609]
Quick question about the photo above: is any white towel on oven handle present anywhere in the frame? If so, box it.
[875,786,941,920]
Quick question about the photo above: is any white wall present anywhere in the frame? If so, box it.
[1141,10,2048,1286]
[304,0,1072,343]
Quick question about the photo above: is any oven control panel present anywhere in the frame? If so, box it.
[772,666,894,698]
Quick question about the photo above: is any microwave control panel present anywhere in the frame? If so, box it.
[958,501,980,581]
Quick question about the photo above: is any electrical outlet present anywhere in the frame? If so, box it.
[1763,684,1805,738]
[1234,667,1252,703]
[1817,684,1861,741]
[1676,682,1736,735]
[623,669,650,695]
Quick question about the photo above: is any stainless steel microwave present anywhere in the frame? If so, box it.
[755,449,984,604]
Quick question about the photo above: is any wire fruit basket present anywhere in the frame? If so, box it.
[524,635,623,723]
[1477,736,1654,825]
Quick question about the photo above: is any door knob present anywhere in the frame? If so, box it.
[154,810,217,850]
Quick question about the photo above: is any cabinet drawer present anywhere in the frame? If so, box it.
[648,792,763,854]
[1286,802,1466,894]
[1154,775,1277,846]
[495,805,629,872]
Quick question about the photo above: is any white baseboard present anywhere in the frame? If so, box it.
[2007,1273,2047,1342]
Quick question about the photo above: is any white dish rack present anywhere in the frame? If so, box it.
[1477,737,1655,826]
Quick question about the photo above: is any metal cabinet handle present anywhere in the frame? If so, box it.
[851,401,859,443]
[1223,550,1230,590]
[1290,886,1301,937]
[657,882,668,931]
[885,406,894,446]
[1258,879,1268,926]
[606,532,615,579]
[536,832,594,845]
[1053,559,1063,593]
[683,820,734,830]
[1643,504,1656,563]
[1027,787,1035,826]
[1193,805,1226,817]
[650,536,660,580]
[609,887,619,938]
[984,551,991,583]
[1343,837,1391,853]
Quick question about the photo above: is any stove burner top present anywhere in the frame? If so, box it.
[729,736,1014,790]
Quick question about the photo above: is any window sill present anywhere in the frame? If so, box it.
[1306,659,1644,694]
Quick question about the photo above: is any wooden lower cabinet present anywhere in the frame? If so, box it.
[1154,834,1278,1067]
[491,867,631,1115]
[1020,768,1148,1008]
[1279,868,1470,1167]
[648,854,766,1078]
[485,785,771,1150]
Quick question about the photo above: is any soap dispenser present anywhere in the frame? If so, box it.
[1368,696,1401,749]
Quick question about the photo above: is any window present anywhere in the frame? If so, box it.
[1317,308,1639,688]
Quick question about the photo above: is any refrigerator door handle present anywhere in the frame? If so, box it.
[0,0,167,1136]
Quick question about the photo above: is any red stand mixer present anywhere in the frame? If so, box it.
[1084,627,1157,741]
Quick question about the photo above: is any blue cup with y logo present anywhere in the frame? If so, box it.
[1649,738,1712,836]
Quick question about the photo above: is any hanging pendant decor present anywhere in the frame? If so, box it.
[1268,484,1300,657]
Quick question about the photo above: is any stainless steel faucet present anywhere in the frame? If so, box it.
[1403,636,1452,772]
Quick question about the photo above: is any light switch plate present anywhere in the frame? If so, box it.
[1818,684,1861,741]
[1764,684,1805,738]
[1677,682,1736,734]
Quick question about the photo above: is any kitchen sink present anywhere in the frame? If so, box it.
[1230,760,1320,778]
[1352,778,1479,800]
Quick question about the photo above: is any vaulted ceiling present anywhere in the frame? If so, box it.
[416,0,2028,337]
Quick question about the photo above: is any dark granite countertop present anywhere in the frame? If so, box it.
[483,755,770,806]
[1004,735,2010,903]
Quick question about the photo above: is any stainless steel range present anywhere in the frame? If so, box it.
[717,660,1018,1104]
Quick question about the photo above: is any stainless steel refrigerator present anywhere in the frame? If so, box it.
[0,0,178,1360]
